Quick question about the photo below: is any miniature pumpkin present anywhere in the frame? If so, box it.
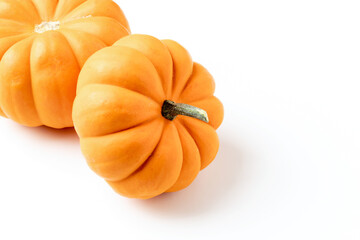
[0,0,130,128]
[73,34,224,199]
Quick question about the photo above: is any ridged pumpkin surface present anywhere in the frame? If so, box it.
[0,0,130,128]
[73,34,224,199]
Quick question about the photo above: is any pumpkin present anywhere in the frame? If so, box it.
[73,34,224,199]
[0,0,130,128]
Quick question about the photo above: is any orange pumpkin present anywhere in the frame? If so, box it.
[73,34,224,199]
[0,0,130,128]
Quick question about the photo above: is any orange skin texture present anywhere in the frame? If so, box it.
[0,0,130,128]
[73,34,224,199]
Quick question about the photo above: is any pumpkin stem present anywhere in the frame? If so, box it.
[161,100,209,123]
[35,21,60,33]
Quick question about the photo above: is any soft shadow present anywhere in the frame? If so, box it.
[11,122,79,144]
[132,130,245,218]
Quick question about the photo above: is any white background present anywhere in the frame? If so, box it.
[1,0,360,239]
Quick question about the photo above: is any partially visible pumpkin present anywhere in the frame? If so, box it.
[0,0,130,128]
[73,34,224,199]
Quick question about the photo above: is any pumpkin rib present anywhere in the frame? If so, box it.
[0,36,42,126]
[33,33,69,127]
[114,34,173,98]
[112,45,167,101]
[80,118,165,160]
[75,108,160,138]
[30,0,58,21]
[82,83,160,109]
[58,31,81,72]
[28,37,43,125]
[26,0,42,23]
[179,118,220,170]
[114,35,173,98]
[8,56,19,122]
[0,18,33,27]
[25,36,42,126]
[107,121,183,199]
[74,84,161,138]
[30,31,80,128]
[54,31,81,127]
[2,36,25,122]
[61,16,130,46]
[178,62,216,103]
[28,37,44,125]
[0,18,21,24]
[60,27,107,46]
[60,0,130,30]
[53,0,88,21]
[177,120,206,169]
[81,118,165,181]
[0,19,34,38]
[55,0,91,22]
[142,52,169,99]
[166,121,201,192]
[131,52,167,99]
[103,0,130,31]
[28,0,47,21]
[60,26,108,49]
[0,0,41,24]
[77,46,166,103]
[121,121,166,179]
[89,116,160,139]
[161,39,194,101]
[0,33,33,61]
[59,28,107,68]
[63,16,130,35]
[173,73,193,103]
[59,2,127,29]
[169,61,200,103]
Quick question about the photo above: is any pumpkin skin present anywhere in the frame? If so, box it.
[73,34,224,199]
[0,0,130,128]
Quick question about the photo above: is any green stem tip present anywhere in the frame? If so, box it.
[161,100,209,123]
